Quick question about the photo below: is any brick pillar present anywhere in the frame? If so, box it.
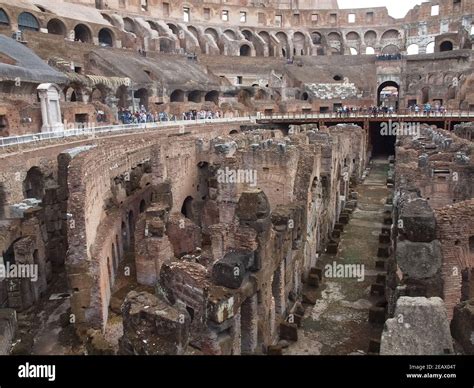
[241,293,258,354]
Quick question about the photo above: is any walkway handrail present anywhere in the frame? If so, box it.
[0,116,255,148]
[257,110,474,121]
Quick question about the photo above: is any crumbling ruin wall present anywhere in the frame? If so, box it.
[390,124,474,334]
[120,124,367,354]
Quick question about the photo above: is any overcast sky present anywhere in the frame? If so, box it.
[338,0,428,18]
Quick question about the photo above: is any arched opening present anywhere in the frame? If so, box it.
[0,9,10,26]
[276,32,289,58]
[98,28,114,47]
[349,47,358,55]
[440,41,453,52]
[91,88,105,103]
[139,199,146,213]
[377,81,399,109]
[242,30,253,41]
[407,44,419,55]
[426,41,435,54]
[447,86,456,100]
[205,90,219,104]
[240,44,251,56]
[47,19,67,36]
[181,196,193,219]
[365,46,375,55]
[301,92,309,101]
[381,29,400,41]
[188,90,202,103]
[124,17,136,34]
[116,85,129,108]
[205,28,219,44]
[65,87,81,102]
[74,24,92,43]
[224,29,236,40]
[311,32,322,45]
[18,12,39,32]
[170,89,185,103]
[167,23,179,36]
[134,88,148,109]
[364,30,377,43]
[382,44,400,55]
[23,166,45,200]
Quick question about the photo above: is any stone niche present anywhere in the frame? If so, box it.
[37,83,64,133]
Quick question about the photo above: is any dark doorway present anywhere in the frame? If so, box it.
[377,81,399,109]
[369,122,396,156]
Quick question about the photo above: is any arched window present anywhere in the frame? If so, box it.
[18,12,39,32]
[406,44,419,55]
[47,19,67,36]
[0,9,9,25]
[240,44,251,56]
[98,28,113,47]
[440,41,453,52]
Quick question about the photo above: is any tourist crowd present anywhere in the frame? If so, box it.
[118,106,222,124]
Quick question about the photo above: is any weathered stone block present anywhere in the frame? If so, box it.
[396,239,442,279]
[399,198,436,242]
[212,251,254,289]
[380,297,453,355]
[119,291,190,355]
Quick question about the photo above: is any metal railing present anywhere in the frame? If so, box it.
[0,117,254,148]
[257,110,474,121]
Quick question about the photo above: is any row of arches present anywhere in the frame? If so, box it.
[170,89,219,104]
[0,8,116,47]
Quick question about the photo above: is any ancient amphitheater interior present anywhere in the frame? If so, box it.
[0,0,473,376]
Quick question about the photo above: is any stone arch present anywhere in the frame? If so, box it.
[18,12,40,32]
[181,196,193,219]
[364,30,377,43]
[407,43,419,55]
[0,8,10,26]
[276,31,289,57]
[23,166,45,200]
[47,18,67,36]
[187,25,199,40]
[134,88,149,109]
[440,40,454,52]
[123,17,137,34]
[167,23,179,36]
[170,89,185,103]
[91,88,105,103]
[377,80,399,108]
[293,32,306,56]
[381,29,400,41]
[346,31,361,43]
[188,90,202,103]
[205,90,219,104]
[65,86,83,102]
[365,46,375,55]
[205,28,219,45]
[98,28,114,47]
[426,41,435,54]
[74,24,92,43]
[311,31,322,45]
[224,29,237,40]
[242,30,253,41]
[116,85,129,108]
[259,31,274,56]
[240,44,251,56]
[382,44,400,54]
